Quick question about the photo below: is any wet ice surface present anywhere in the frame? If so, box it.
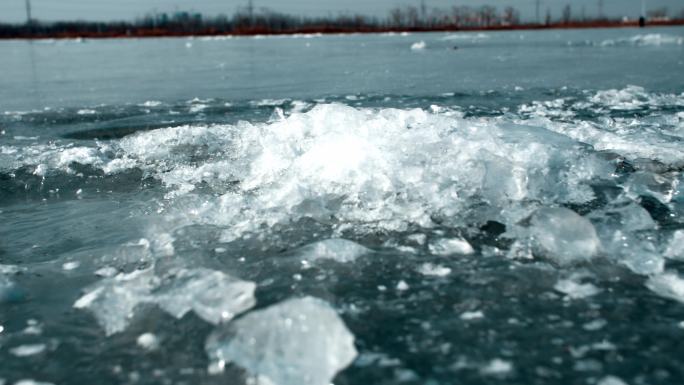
[2,27,684,385]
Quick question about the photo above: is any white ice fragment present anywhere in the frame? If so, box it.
[9,344,46,357]
[529,208,600,265]
[429,237,474,256]
[606,231,664,275]
[664,230,684,260]
[410,41,426,50]
[206,296,357,385]
[94,266,118,277]
[62,261,80,271]
[298,239,369,263]
[155,268,256,324]
[73,269,156,336]
[14,380,55,385]
[583,319,607,331]
[480,359,513,376]
[396,280,409,291]
[554,279,600,299]
[75,267,255,334]
[613,204,656,232]
[152,233,175,257]
[406,234,426,246]
[137,333,160,351]
[417,263,451,277]
[597,375,629,385]
[460,311,484,320]
[646,272,684,304]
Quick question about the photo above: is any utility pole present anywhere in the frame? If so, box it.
[639,0,646,27]
[535,0,540,24]
[25,0,32,25]
[598,0,604,19]
[420,0,427,25]
[247,0,254,23]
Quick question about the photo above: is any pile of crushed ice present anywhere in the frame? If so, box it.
[3,86,684,384]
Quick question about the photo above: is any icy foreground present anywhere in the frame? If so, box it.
[3,85,684,384]
[206,297,357,385]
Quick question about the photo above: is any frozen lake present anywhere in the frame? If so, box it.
[1,27,684,385]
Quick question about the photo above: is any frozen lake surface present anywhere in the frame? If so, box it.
[1,27,684,385]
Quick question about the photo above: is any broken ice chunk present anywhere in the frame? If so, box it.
[529,207,600,265]
[298,239,369,263]
[137,333,160,351]
[9,344,46,357]
[206,296,357,385]
[554,279,600,299]
[73,269,156,336]
[460,311,484,320]
[646,272,684,304]
[623,171,676,204]
[0,274,25,304]
[664,230,684,260]
[597,375,629,385]
[155,268,256,324]
[417,263,452,277]
[428,237,474,256]
[480,358,513,376]
[74,267,256,335]
[605,231,664,275]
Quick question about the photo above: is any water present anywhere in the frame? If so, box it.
[1,27,684,385]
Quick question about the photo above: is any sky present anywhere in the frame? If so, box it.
[1,0,682,23]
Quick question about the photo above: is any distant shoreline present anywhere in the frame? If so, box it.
[2,19,684,40]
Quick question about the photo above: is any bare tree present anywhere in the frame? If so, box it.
[479,5,497,27]
[503,6,520,25]
[562,4,572,23]
[407,6,419,27]
[389,7,404,27]
[545,8,551,25]
[647,7,668,19]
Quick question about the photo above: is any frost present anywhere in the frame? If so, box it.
[428,237,474,256]
[206,296,357,385]
[297,239,370,263]
[74,268,255,335]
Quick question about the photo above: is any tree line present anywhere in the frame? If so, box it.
[1,5,683,39]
